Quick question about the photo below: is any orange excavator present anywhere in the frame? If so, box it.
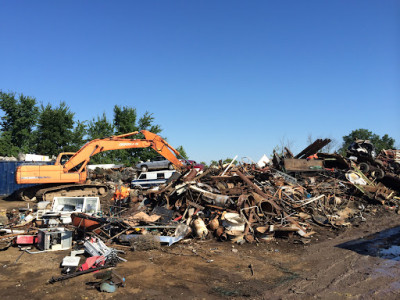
[15,130,184,202]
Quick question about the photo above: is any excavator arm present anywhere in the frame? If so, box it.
[16,130,184,184]
[62,130,183,173]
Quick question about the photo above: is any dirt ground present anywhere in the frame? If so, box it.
[1,198,400,300]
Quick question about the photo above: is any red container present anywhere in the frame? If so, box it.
[14,235,37,245]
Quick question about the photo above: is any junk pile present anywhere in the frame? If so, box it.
[0,197,127,293]
[0,139,399,289]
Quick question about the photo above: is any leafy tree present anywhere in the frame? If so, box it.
[339,128,396,155]
[69,120,87,152]
[34,102,84,156]
[210,160,219,167]
[0,131,20,157]
[87,113,114,140]
[132,111,163,164]
[176,145,188,159]
[223,158,235,165]
[86,113,115,164]
[108,105,139,165]
[374,134,396,153]
[87,106,164,166]
[0,90,177,168]
[138,111,162,136]
[209,158,235,167]
[0,91,39,156]
[113,105,139,134]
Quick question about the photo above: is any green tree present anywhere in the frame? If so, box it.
[87,106,164,166]
[113,105,138,134]
[34,102,83,156]
[210,160,219,167]
[374,134,396,153]
[69,120,87,152]
[86,113,115,164]
[209,158,235,167]
[0,131,20,157]
[0,91,39,156]
[339,129,396,155]
[138,111,161,136]
[132,111,163,164]
[176,145,188,159]
[87,113,114,140]
[110,105,139,165]
[223,158,235,164]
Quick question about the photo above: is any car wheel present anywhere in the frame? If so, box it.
[141,165,148,172]
[371,169,385,179]
[359,162,369,174]
[168,163,174,170]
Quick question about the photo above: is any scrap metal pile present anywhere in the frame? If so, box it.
[89,138,400,245]
[0,139,399,290]
[120,163,398,244]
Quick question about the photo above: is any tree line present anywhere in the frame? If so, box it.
[0,91,187,165]
[0,91,396,167]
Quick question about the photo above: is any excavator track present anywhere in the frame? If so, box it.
[18,183,114,208]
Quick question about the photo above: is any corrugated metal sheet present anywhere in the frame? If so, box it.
[0,161,52,196]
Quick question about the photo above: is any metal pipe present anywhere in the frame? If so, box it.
[221,155,238,176]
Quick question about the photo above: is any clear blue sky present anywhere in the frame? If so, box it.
[1,1,399,163]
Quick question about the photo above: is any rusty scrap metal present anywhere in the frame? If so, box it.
[295,139,331,159]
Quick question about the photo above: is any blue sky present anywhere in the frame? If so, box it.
[1,1,399,163]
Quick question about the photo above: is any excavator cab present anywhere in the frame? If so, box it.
[56,153,76,166]
[56,152,85,173]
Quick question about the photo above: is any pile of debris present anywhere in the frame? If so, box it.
[1,139,399,291]
[91,139,400,245]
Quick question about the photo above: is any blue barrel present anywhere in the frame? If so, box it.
[0,161,52,196]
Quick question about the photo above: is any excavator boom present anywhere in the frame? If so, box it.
[63,130,182,173]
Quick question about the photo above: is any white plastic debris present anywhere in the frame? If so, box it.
[257,154,270,168]
[345,171,367,185]
[62,256,81,267]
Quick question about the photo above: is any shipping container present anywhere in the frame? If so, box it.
[0,161,52,197]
